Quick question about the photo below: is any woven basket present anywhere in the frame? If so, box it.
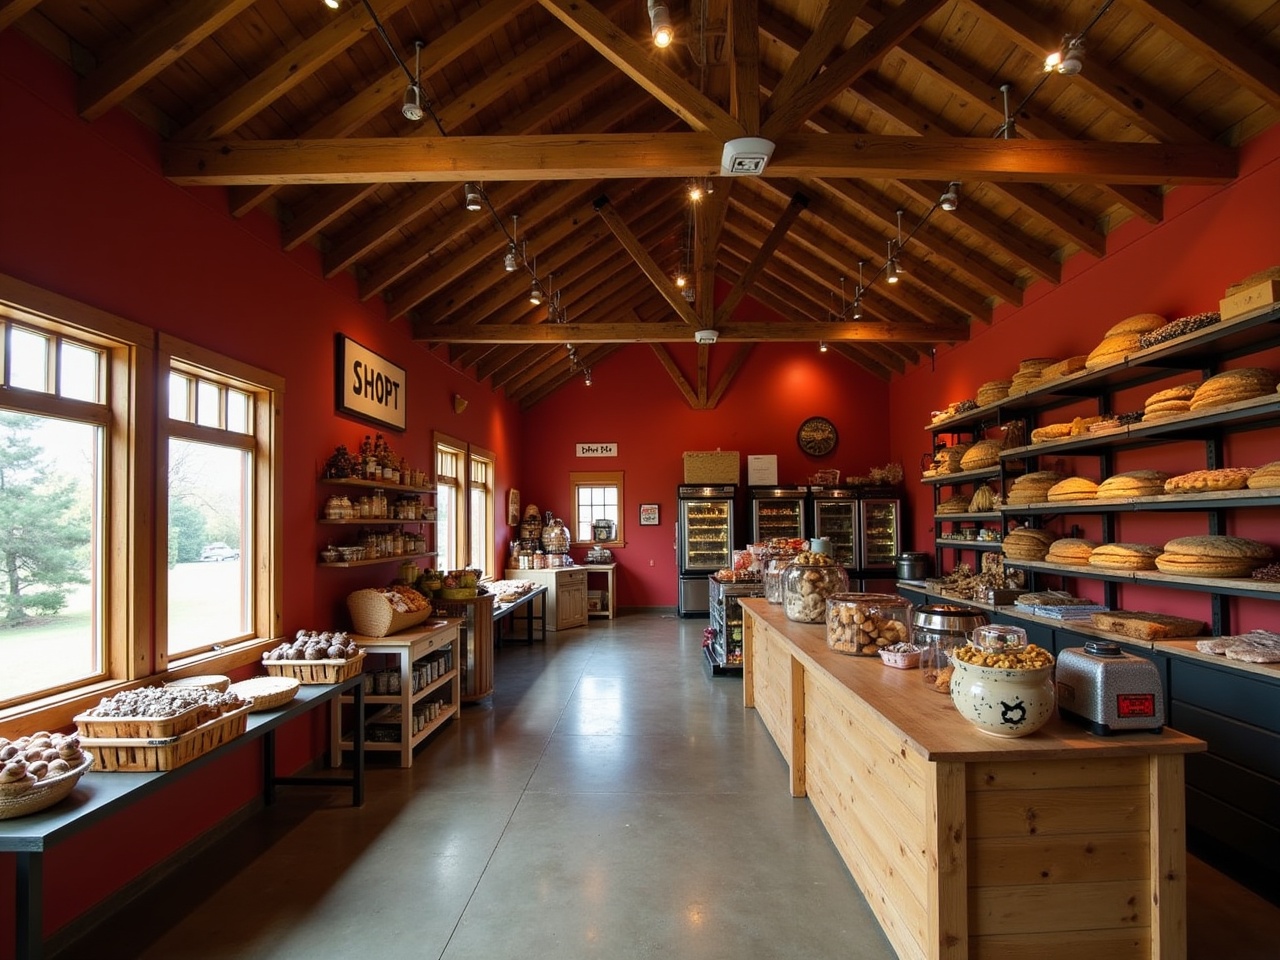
[82,703,252,772]
[164,675,231,693]
[347,589,433,637]
[682,450,739,484]
[74,703,205,740]
[0,755,94,820]
[262,651,366,685]
[228,675,301,712]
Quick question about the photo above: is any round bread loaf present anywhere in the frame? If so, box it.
[1246,461,1280,490]
[975,380,1012,405]
[1164,467,1255,493]
[1162,535,1274,559]
[935,493,971,515]
[1046,538,1097,565]
[1146,383,1199,405]
[1190,368,1279,411]
[1089,542,1162,570]
[1096,470,1171,499]
[1154,553,1261,578]
[1006,472,1065,505]
[1047,477,1099,501]
[1002,527,1056,561]
[1018,357,1058,373]
[1037,355,1088,381]
[959,439,1002,470]
[1105,313,1166,337]
[1086,332,1143,369]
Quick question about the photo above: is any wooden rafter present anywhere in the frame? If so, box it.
[650,344,700,406]
[728,0,761,135]
[713,192,808,325]
[422,319,967,344]
[595,195,702,328]
[0,0,44,34]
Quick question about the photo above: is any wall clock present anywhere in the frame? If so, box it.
[797,416,838,456]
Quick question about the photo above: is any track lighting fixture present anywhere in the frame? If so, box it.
[529,278,542,306]
[584,367,592,386]
[675,273,687,288]
[401,41,425,121]
[323,0,340,8]
[939,182,961,212]
[1045,35,1086,75]
[504,215,519,271]
[688,182,703,202]
[648,1,673,48]
[819,341,828,353]
[852,297,863,319]
[464,182,483,212]
[682,285,695,303]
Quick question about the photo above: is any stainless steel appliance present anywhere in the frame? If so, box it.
[676,484,736,617]
[749,486,808,543]
[706,576,763,673]
[1056,640,1165,735]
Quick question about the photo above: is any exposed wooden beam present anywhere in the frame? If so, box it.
[695,186,732,326]
[422,319,967,343]
[163,133,1237,186]
[77,0,258,121]
[761,0,948,139]
[0,0,44,34]
[595,195,702,327]
[762,2,867,132]
[536,0,744,141]
[1123,0,1280,110]
[706,344,754,408]
[650,344,700,407]
[728,0,761,135]
[714,192,808,325]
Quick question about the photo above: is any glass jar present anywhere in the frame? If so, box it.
[914,604,990,693]
[763,554,794,604]
[825,593,914,655]
[781,554,849,622]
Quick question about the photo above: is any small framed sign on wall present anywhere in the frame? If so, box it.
[639,503,660,526]
[336,334,406,431]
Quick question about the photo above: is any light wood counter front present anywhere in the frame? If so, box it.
[740,599,1205,960]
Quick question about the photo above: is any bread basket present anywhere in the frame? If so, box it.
[347,588,433,637]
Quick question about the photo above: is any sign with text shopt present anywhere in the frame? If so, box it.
[336,335,406,431]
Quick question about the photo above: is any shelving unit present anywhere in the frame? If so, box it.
[707,576,762,674]
[332,620,460,768]
[317,474,436,569]
[431,593,495,701]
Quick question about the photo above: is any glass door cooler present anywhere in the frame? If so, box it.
[860,497,902,572]
[706,576,763,674]
[809,488,859,569]
[749,486,808,543]
[676,484,735,617]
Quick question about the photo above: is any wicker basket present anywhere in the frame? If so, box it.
[682,450,739,484]
[74,703,205,740]
[262,650,366,685]
[228,675,301,712]
[347,589,434,637]
[0,755,94,820]
[164,675,231,693]
[82,703,252,772]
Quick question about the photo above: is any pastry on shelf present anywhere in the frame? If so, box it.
[1164,467,1256,493]
[1088,542,1161,571]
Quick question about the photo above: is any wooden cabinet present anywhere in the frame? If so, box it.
[331,620,460,768]
[430,593,495,701]
[505,567,589,630]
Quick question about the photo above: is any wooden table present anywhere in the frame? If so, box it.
[740,600,1204,960]
[493,585,548,645]
[0,679,364,960]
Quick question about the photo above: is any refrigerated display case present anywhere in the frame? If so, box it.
[809,488,858,567]
[706,575,763,674]
[749,486,808,543]
[676,484,736,617]
[860,497,902,571]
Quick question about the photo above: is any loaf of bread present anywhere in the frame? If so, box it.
[1089,611,1206,640]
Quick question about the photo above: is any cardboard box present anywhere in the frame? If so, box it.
[587,590,607,613]
[682,450,739,484]
[747,454,778,486]
[1220,279,1279,320]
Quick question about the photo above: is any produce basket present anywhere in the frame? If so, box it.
[0,755,94,820]
[228,675,301,712]
[74,703,205,740]
[682,450,739,484]
[438,586,478,601]
[262,650,366,685]
[347,589,433,637]
[82,703,252,772]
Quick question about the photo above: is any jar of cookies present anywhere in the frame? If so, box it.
[913,603,989,693]
[781,552,849,622]
[825,593,913,655]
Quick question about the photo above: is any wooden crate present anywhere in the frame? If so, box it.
[682,450,739,484]
[262,651,366,685]
[83,703,252,772]
[74,703,205,740]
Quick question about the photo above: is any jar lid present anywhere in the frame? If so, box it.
[911,603,989,631]
[971,624,1028,653]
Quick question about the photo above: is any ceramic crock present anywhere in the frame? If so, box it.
[949,656,1056,738]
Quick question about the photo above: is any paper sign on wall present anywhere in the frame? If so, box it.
[576,442,617,457]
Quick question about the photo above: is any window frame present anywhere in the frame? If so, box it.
[570,471,624,546]
[434,432,497,577]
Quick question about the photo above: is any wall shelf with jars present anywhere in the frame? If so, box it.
[318,477,437,569]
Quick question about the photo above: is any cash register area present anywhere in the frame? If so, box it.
[58,614,1280,959]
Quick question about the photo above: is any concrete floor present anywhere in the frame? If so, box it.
[59,613,1279,959]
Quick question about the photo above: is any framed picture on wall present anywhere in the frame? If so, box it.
[639,503,659,526]
[507,489,521,526]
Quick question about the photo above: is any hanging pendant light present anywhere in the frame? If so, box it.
[648,1,673,48]
[401,41,425,121]
[464,183,483,211]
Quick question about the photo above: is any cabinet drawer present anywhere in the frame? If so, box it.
[558,570,587,587]
[1170,658,1280,734]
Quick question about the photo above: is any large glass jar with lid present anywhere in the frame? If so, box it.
[914,603,990,693]
[825,593,913,655]
[781,551,849,622]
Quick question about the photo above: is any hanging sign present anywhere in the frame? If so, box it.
[576,442,617,457]
[336,335,406,431]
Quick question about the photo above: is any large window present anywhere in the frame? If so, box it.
[435,433,496,576]
[571,471,623,545]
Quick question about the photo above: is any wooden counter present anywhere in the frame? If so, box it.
[741,599,1205,960]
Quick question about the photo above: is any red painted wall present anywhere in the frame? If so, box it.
[0,32,523,949]
[889,122,1280,632]
[521,337,892,606]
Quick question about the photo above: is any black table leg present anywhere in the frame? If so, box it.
[352,681,365,807]
[263,729,277,806]
[17,851,42,960]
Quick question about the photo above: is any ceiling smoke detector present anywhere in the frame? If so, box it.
[694,329,719,345]
[720,137,775,177]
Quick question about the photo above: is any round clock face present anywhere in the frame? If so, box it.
[797,416,838,457]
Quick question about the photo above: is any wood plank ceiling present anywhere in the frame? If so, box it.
[8,0,1280,406]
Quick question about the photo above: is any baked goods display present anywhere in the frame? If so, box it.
[1195,630,1280,663]
[1138,311,1220,349]
[1104,313,1167,337]
[935,493,971,515]
[1164,467,1256,493]
[0,732,88,797]
[1089,611,1206,640]
[1005,471,1064,505]
[1155,535,1275,578]
[1095,470,1170,499]
[1046,476,1099,501]
[928,555,1024,601]
[264,630,359,661]
[1045,538,1096,565]
[825,594,912,656]
[80,685,246,722]
[1030,422,1072,443]
[1001,527,1056,561]
[782,552,849,623]
[967,485,998,512]
[1036,355,1088,383]
[1252,561,1280,582]
[1189,367,1279,411]
[1088,542,1162,571]
[1143,382,1199,421]
[1008,357,1058,395]
[959,438,1003,470]
[1246,461,1280,489]
[975,379,1012,406]
[1089,411,1144,432]
[1086,324,1153,369]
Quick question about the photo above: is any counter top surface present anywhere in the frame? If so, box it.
[741,599,1205,764]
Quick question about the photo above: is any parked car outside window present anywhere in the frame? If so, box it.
[199,542,240,562]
